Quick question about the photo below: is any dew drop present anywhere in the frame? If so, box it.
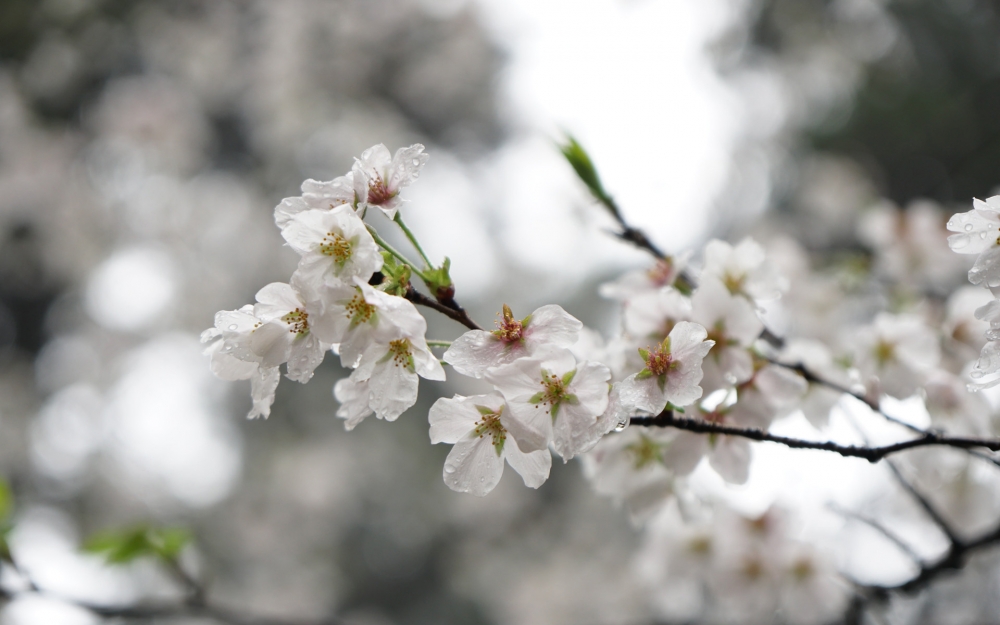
[723,372,738,385]
[228,324,238,330]
[971,370,984,379]
[614,416,630,432]
[444,464,457,474]
[966,223,976,232]
[412,159,420,166]
[981,232,989,239]
[479,477,485,483]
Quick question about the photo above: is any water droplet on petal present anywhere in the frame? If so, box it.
[966,223,976,232]
[228,324,238,331]
[723,372,738,385]
[981,232,989,239]
[412,159,420,166]
[614,416,630,432]
[971,370,983,379]
[444,464,457,474]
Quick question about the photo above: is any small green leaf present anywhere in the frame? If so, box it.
[637,348,650,361]
[0,478,12,523]
[528,392,545,404]
[84,525,191,565]
[475,405,496,416]
[561,369,577,386]
[635,369,653,380]
[559,136,613,208]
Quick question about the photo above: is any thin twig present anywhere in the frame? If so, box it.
[829,503,926,567]
[629,410,1000,462]
[886,460,963,547]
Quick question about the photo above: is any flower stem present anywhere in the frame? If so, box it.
[426,340,452,348]
[393,213,434,268]
[365,225,431,283]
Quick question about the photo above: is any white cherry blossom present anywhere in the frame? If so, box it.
[701,237,786,303]
[429,392,551,496]
[443,303,582,378]
[617,321,714,414]
[583,427,701,521]
[599,254,689,301]
[352,143,428,219]
[333,370,373,431]
[251,281,339,383]
[326,278,429,369]
[622,286,691,341]
[947,195,1000,287]
[690,277,764,393]
[281,206,382,288]
[274,172,357,228]
[485,347,611,460]
[201,307,280,419]
[349,327,445,423]
[853,312,939,399]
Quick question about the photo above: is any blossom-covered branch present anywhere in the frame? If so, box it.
[629,410,1000,462]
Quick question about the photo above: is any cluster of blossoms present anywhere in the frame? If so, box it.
[203,144,444,423]
[205,143,1000,620]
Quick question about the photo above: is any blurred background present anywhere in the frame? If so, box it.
[1,0,1000,623]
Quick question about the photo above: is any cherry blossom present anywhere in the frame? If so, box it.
[947,195,1000,287]
[443,303,582,378]
[616,321,715,414]
[280,205,382,288]
[690,277,764,393]
[352,143,428,219]
[201,307,280,419]
[484,347,611,460]
[701,237,786,303]
[250,281,339,383]
[274,172,357,228]
[853,312,939,399]
[428,392,551,496]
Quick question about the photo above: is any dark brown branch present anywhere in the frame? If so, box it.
[629,410,1000,462]
[404,286,483,331]
[886,460,963,547]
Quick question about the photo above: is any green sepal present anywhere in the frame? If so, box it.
[561,369,577,386]
[422,257,454,301]
[564,393,579,406]
[635,369,653,380]
[492,436,505,457]
[667,403,685,414]
[637,348,650,361]
[528,392,545,404]
[475,405,496,416]
[520,314,533,328]
[0,526,12,565]
[378,252,411,296]
[550,402,560,420]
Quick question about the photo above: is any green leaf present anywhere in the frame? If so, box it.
[84,525,192,565]
[559,136,612,207]
[0,478,12,523]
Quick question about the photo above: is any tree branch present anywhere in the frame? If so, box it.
[404,286,483,331]
[629,410,1000,462]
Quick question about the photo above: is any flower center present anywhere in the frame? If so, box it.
[791,557,815,581]
[642,338,673,376]
[319,231,352,263]
[344,291,377,326]
[473,407,507,456]
[386,338,415,371]
[626,434,663,469]
[647,258,675,286]
[529,369,577,419]
[367,174,395,205]
[492,304,524,343]
[281,308,309,336]
[723,272,746,295]
[874,339,896,366]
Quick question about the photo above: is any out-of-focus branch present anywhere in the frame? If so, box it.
[630,410,1000,461]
